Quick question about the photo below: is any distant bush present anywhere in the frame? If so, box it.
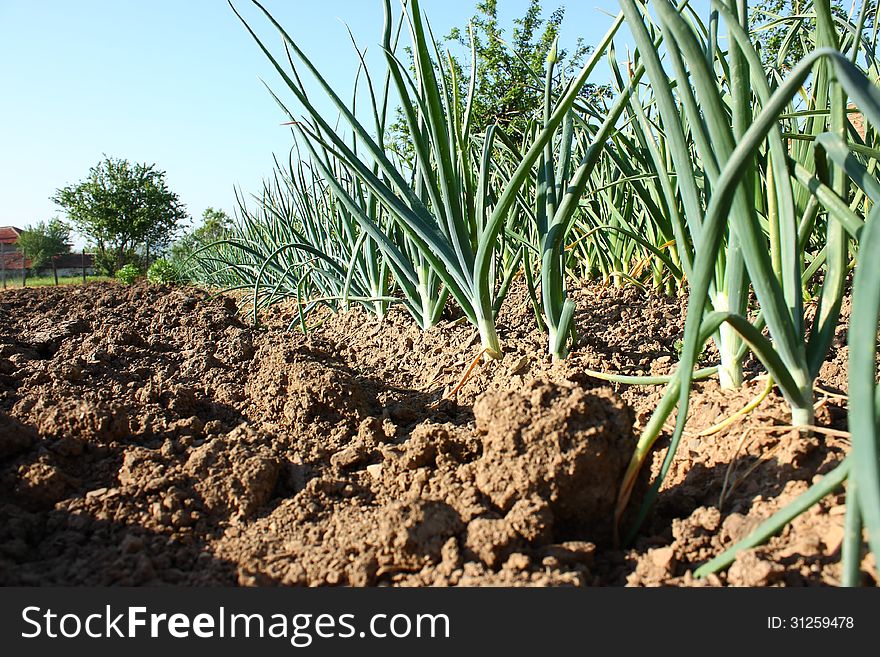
[115,263,141,285]
[147,258,178,285]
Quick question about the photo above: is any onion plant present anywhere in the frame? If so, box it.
[696,202,879,585]
[201,2,450,330]
[616,1,880,575]
[518,20,662,359]
[191,157,396,329]
[571,45,688,294]
[232,0,624,358]
[614,0,760,390]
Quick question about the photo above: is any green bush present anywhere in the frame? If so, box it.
[115,263,141,285]
[147,258,178,285]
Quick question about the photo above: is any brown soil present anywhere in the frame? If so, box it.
[0,281,871,586]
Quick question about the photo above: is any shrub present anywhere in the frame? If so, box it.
[115,263,141,285]
[147,258,178,285]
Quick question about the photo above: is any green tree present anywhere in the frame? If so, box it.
[167,207,232,281]
[750,1,874,71]
[16,219,72,270]
[444,0,601,138]
[193,207,232,243]
[52,156,188,275]
[387,0,606,159]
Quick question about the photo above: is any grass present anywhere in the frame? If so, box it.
[0,274,112,289]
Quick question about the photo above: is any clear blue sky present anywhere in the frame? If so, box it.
[0,0,625,246]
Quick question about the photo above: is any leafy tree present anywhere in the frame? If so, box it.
[750,1,875,71]
[16,219,72,270]
[166,207,232,281]
[444,0,603,138]
[52,156,188,275]
[387,0,607,156]
[193,207,232,243]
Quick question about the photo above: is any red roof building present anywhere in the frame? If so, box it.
[0,226,24,245]
[0,226,31,270]
[0,227,29,270]
[0,226,93,273]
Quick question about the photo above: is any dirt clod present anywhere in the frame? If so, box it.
[474,381,634,543]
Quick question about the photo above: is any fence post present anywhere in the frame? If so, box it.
[82,251,86,284]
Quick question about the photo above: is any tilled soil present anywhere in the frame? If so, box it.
[0,281,871,586]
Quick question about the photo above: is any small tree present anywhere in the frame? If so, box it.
[444,0,599,138]
[387,0,607,159]
[167,207,232,281]
[52,156,188,275]
[17,219,72,285]
[193,207,231,243]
